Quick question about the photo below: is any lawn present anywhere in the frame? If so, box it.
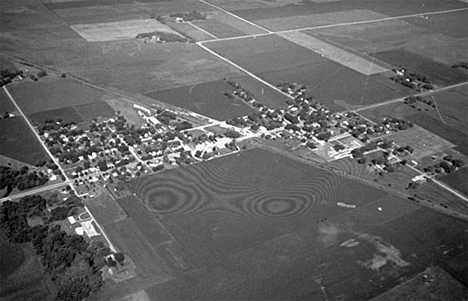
[145,80,256,120]
[8,79,105,115]
[0,117,48,165]
[440,167,468,197]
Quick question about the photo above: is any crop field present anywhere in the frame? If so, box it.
[257,9,387,31]
[374,49,468,86]
[71,19,179,42]
[30,107,84,124]
[404,9,468,39]
[145,80,256,120]
[406,112,468,156]
[228,75,289,109]
[193,11,265,39]
[8,79,105,115]
[278,31,388,75]
[386,126,455,160]
[423,87,468,135]
[0,117,48,165]
[413,181,468,217]
[310,17,468,66]
[167,22,215,42]
[440,167,468,196]
[74,100,116,122]
[0,88,16,113]
[205,34,325,73]
[359,101,422,122]
[0,237,52,301]
[259,61,409,111]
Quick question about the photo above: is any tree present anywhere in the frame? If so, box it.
[107,257,117,267]
[114,252,125,265]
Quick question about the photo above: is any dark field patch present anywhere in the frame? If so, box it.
[0,88,16,113]
[405,10,468,39]
[145,80,255,120]
[440,167,468,196]
[206,34,324,73]
[375,49,468,86]
[0,237,52,301]
[407,112,468,155]
[0,117,48,165]
[30,107,84,124]
[0,1,64,32]
[259,61,409,111]
[45,0,173,10]
[74,101,116,122]
[8,79,105,115]
[424,87,468,135]
[194,19,246,39]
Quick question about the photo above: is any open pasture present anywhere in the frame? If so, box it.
[8,79,105,115]
[375,49,468,86]
[85,193,128,226]
[404,9,468,39]
[74,100,116,122]
[145,80,255,120]
[0,117,48,165]
[71,19,179,42]
[440,167,468,197]
[407,112,468,156]
[278,31,388,75]
[259,61,409,111]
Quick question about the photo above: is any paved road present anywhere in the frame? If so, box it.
[0,180,72,203]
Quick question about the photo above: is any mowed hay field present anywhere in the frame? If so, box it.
[145,80,255,120]
[0,117,48,165]
[8,79,106,115]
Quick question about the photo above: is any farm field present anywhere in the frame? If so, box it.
[71,19,180,42]
[406,112,468,156]
[413,181,468,217]
[374,49,468,86]
[259,61,409,111]
[230,0,467,22]
[85,193,128,226]
[145,80,256,120]
[310,17,468,66]
[7,79,106,115]
[422,86,468,135]
[0,117,48,165]
[0,236,52,301]
[0,88,16,114]
[440,167,468,197]
[90,148,468,300]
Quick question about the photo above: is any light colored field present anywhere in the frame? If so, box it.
[71,19,179,42]
[278,31,388,75]
[258,9,388,31]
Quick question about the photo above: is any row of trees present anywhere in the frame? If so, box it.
[0,166,49,197]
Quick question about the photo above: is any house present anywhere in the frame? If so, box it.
[175,17,184,23]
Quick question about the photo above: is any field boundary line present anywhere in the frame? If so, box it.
[196,42,294,101]
[200,7,468,44]
[197,0,272,34]
[186,21,218,40]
